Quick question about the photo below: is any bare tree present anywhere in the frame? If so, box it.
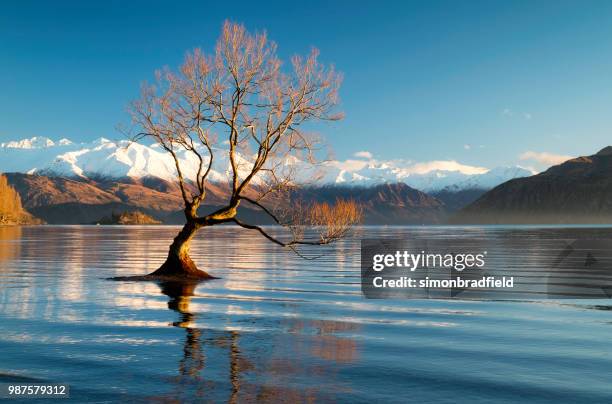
[127,21,362,280]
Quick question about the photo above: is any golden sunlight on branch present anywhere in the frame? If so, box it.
[274,198,363,247]
[303,199,363,243]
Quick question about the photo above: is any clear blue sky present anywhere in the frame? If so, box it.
[2,0,612,168]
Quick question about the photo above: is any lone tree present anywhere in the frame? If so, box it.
[126,21,361,280]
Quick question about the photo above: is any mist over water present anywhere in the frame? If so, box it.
[1,226,612,402]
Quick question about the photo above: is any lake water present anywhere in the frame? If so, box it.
[2,225,612,403]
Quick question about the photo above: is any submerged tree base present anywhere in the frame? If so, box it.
[109,273,217,282]
[109,255,218,282]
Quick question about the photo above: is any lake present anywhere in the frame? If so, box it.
[1,225,612,403]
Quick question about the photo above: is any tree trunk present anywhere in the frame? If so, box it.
[148,220,215,280]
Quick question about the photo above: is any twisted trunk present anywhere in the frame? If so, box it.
[149,220,214,279]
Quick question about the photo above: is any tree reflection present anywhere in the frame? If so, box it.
[155,281,359,402]
[159,282,205,379]
[157,281,250,402]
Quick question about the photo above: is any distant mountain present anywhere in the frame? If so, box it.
[430,188,488,212]
[292,183,446,224]
[3,173,448,225]
[0,136,71,149]
[0,136,537,223]
[3,173,234,225]
[430,166,533,212]
[455,147,612,224]
[437,166,534,192]
[0,136,531,192]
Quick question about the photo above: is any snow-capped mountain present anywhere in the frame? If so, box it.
[0,136,534,192]
[0,136,234,183]
[434,166,535,192]
[316,159,533,192]
[0,136,71,149]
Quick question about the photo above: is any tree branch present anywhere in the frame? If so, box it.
[231,218,331,246]
[240,196,282,224]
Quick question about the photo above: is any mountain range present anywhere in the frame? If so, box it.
[0,136,532,192]
[455,146,612,224]
[3,173,448,225]
[8,136,607,225]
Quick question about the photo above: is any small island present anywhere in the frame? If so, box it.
[97,211,161,225]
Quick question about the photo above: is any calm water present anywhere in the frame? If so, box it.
[2,225,612,403]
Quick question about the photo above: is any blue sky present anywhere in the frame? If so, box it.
[2,0,612,170]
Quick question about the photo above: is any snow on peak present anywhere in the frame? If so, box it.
[0,136,533,192]
[435,166,534,192]
[318,157,498,191]
[398,160,488,176]
[0,136,55,149]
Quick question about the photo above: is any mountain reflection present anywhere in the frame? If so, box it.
[5,226,612,402]
[1,226,362,401]
[287,319,360,363]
